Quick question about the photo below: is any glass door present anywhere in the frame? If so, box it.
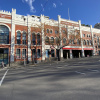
[0,48,8,65]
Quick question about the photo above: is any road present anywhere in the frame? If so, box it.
[0,56,100,100]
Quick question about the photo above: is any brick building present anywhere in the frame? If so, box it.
[0,8,100,65]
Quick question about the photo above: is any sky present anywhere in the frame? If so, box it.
[0,0,100,27]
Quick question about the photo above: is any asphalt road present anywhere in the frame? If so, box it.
[0,56,100,100]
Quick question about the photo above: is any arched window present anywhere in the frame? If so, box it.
[77,39,80,45]
[56,37,60,44]
[46,29,49,33]
[87,40,89,45]
[37,33,40,45]
[72,39,74,44]
[50,37,54,44]
[69,39,71,44]
[17,31,21,44]
[0,25,9,44]
[45,36,49,44]
[83,40,86,45]
[90,40,92,45]
[50,30,53,33]
[22,31,26,44]
[32,33,36,45]
[63,38,66,44]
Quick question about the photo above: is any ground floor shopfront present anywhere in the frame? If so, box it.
[63,47,93,59]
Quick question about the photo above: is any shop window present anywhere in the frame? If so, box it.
[16,49,20,59]
[22,49,26,58]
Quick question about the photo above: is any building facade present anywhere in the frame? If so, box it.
[0,9,100,65]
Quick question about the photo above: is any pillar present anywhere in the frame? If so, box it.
[70,50,72,59]
[11,8,16,62]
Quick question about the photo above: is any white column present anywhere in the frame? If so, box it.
[78,20,85,57]
[70,50,72,59]
[11,8,16,62]
[27,16,32,62]
[90,25,95,56]
[41,15,45,61]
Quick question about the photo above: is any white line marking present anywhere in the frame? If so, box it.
[88,69,99,72]
[0,69,9,86]
[75,71,86,75]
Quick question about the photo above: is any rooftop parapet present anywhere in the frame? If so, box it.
[0,10,11,15]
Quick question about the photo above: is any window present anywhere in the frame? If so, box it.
[63,38,66,44]
[72,39,74,44]
[83,40,86,45]
[55,30,58,34]
[22,31,26,44]
[37,49,41,58]
[87,34,88,37]
[0,25,9,44]
[22,49,26,58]
[16,49,20,59]
[32,33,36,45]
[50,30,53,33]
[94,34,96,38]
[83,34,85,37]
[69,39,71,44]
[50,37,54,44]
[45,36,49,44]
[90,40,92,45]
[62,30,66,34]
[37,33,40,45]
[56,37,60,44]
[77,39,80,45]
[47,29,49,33]
[17,31,21,44]
[87,40,89,45]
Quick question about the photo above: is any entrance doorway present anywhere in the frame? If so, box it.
[0,48,8,65]
[63,50,70,59]
[72,50,81,58]
[84,50,92,57]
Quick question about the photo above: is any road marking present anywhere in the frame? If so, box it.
[88,69,99,72]
[75,71,86,75]
[0,69,9,86]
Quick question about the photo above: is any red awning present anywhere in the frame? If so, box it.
[84,48,94,50]
[63,48,82,50]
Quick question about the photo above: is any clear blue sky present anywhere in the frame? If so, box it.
[0,0,100,27]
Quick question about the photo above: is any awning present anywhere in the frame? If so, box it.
[63,48,82,50]
[84,48,94,50]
